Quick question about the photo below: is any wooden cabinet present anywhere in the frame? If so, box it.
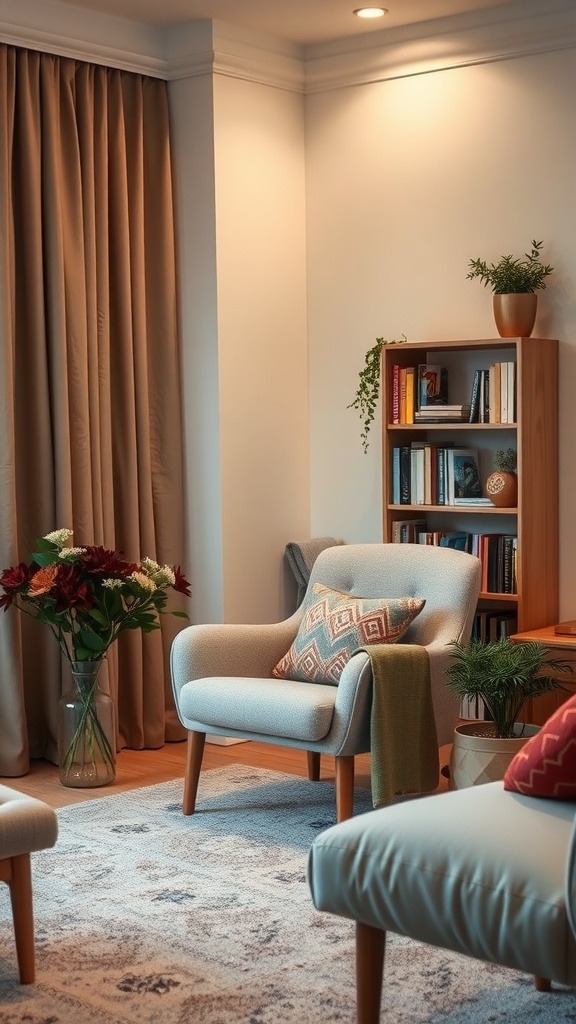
[510,625,576,725]
[381,338,558,633]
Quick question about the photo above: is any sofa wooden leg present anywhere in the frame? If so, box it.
[356,921,385,1024]
[9,853,35,984]
[534,976,551,992]
[335,755,355,822]
[183,731,206,815]
[307,752,321,781]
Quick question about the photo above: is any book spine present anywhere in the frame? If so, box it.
[437,448,446,505]
[468,369,481,423]
[392,447,401,505]
[399,367,407,424]
[400,446,411,504]
[392,364,400,425]
[405,367,415,424]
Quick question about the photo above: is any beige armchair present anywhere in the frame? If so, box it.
[170,543,481,822]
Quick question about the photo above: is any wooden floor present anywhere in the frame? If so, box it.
[0,739,453,809]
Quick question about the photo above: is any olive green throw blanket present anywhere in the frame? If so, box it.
[358,643,439,808]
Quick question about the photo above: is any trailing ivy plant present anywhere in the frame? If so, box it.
[348,335,407,453]
[466,239,553,294]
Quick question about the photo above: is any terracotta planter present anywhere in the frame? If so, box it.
[493,293,537,338]
[449,721,539,790]
[485,470,517,508]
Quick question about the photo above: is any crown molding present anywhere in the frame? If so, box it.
[0,0,574,92]
[304,1,576,93]
[165,21,304,91]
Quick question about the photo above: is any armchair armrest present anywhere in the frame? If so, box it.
[170,616,301,702]
[565,813,576,942]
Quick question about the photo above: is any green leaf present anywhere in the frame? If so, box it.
[79,629,107,653]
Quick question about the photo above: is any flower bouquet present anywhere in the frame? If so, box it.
[0,528,191,787]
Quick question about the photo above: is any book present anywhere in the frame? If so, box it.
[446,448,482,505]
[417,364,448,410]
[392,447,401,505]
[555,620,576,635]
[439,532,470,552]
[399,367,407,423]
[453,497,494,506]
[468,369,481,423]
[391,518,426,543]
[405,367,415,424]
[392,364,400,424]
[399,446,411,504]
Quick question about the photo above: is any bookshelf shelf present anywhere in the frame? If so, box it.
[382,337,558,632]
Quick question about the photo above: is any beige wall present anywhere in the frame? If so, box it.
[170,66,309,624]
[305,45,576,617]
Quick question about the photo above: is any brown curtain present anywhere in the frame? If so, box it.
[0,46,187,776]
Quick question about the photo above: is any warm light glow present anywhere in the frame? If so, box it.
[353,7,388,18]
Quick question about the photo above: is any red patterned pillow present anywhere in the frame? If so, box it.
[503,693,576,799]
[272,583,425,686]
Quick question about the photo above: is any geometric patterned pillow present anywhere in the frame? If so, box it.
[272,582,425,686]
[503,693,576,799]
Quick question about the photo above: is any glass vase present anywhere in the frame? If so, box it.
[58,660,116,788]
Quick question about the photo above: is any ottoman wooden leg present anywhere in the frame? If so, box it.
[534,976,551,992]
[8,853,35,984]
[356,921,385,1024]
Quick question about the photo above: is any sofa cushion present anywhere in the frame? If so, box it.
[503,693,576,799]
[272,583,425,685]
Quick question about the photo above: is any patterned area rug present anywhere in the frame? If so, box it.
[1,764,575,1022]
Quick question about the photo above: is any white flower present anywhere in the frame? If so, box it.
[44,528,73,548]
[102,578,125,590]
[141,558,175,588]
[130,572,157,593]
[58,547,86,561]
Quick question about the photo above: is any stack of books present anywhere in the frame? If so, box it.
[414,404,470,422]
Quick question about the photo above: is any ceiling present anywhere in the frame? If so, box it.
[57,0,528,46]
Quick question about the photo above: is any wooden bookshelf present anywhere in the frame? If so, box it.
[381,338,558,632]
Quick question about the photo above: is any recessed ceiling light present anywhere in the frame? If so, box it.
[353,7,388,19]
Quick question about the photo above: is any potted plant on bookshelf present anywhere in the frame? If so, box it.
[485,447,517,508]
[348,334,407,453]
[446,637,571,789]
[466,239,553,338]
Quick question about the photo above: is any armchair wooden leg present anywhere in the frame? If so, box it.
[356,921,385,1024]
[8,853,35,984]
[307,751,321,781]
[335,755,355,822]
[183,731,206,815]
[534,976,551,992]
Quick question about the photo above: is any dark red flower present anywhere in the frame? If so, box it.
[0,562,32,592]
[79,546,138,577]
[172,565,192,597]
[51,564,95,611]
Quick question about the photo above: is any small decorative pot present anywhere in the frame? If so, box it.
[485,470,518,508]
[493,293,537,338]
[450,721,539,790]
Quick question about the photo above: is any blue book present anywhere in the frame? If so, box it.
[392,447,401,505]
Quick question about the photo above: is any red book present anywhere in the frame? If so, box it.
[392,364,400,424]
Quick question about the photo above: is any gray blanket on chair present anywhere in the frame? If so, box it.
[285,537,343,607]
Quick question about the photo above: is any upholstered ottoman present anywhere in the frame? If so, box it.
[308,782,576,1024]
[0,785,58,983]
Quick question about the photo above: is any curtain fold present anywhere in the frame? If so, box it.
[0,46,187,776]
